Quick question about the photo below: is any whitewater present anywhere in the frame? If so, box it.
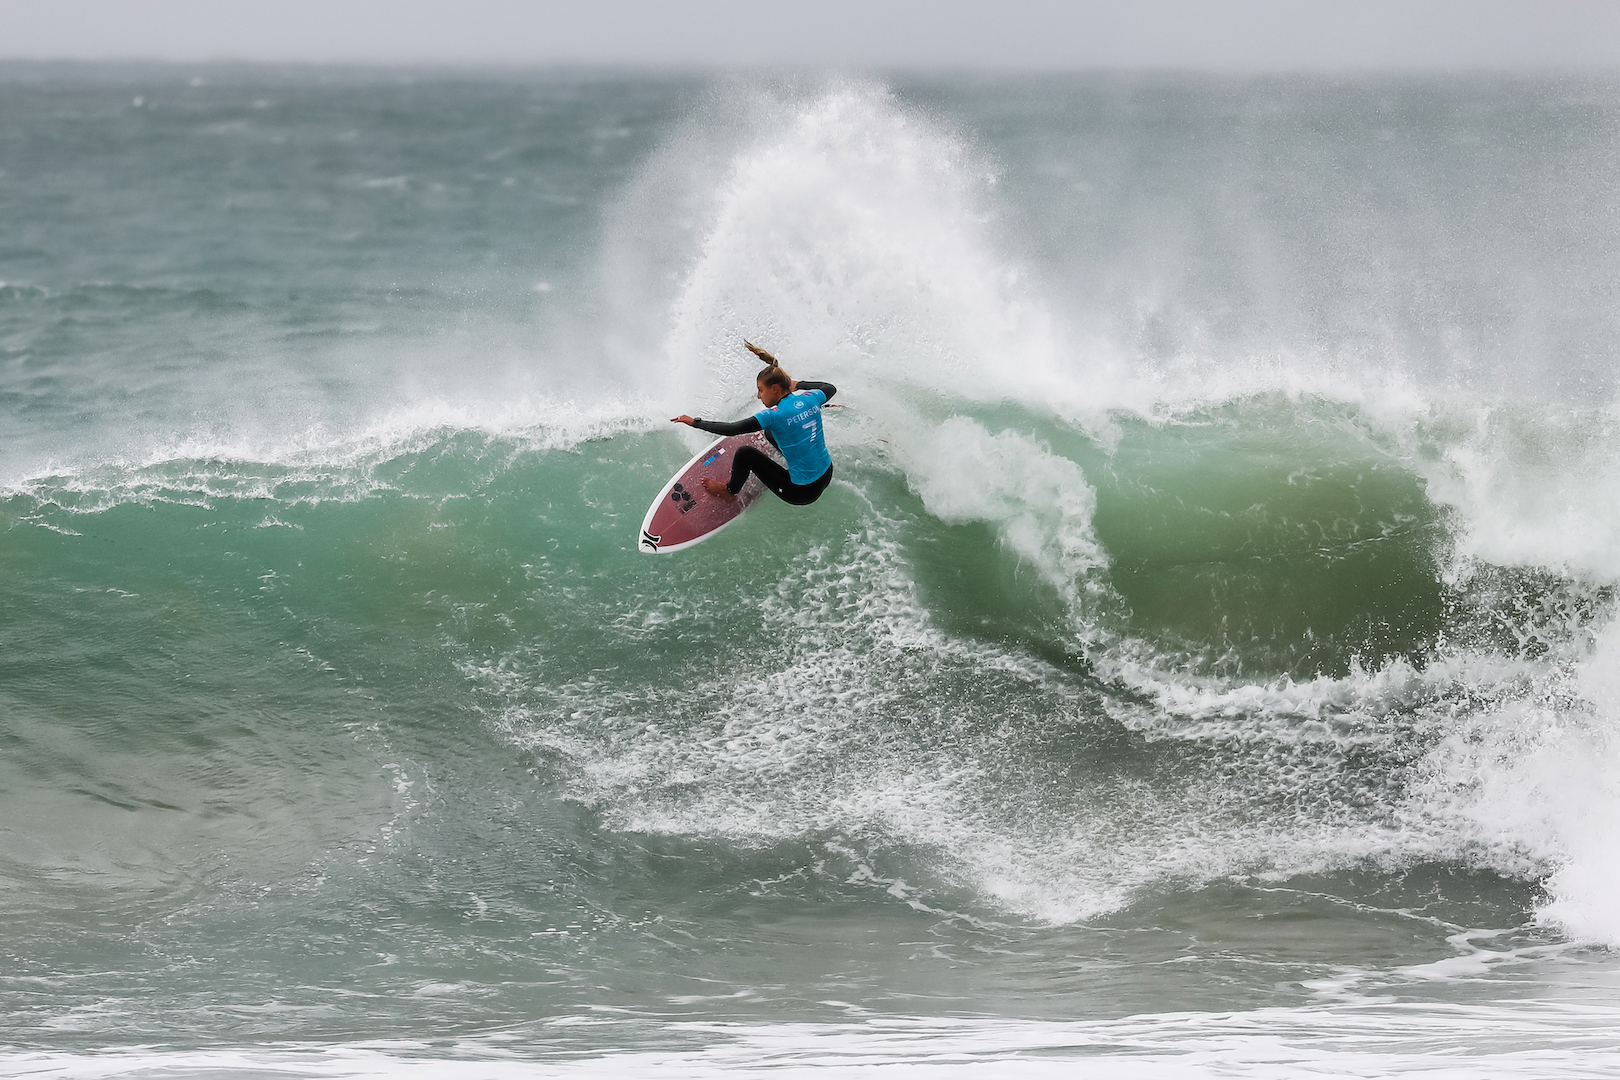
[3,64,1620,1076]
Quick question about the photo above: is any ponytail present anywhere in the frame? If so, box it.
[745,340,792,391]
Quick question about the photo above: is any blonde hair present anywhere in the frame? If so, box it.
[744,340,792,391]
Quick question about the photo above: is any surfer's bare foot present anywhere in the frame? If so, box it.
[702,477,734,499]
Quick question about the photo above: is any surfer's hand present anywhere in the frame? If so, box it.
[671,415,696,426]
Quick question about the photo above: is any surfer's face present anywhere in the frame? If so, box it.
[756,380,789,408]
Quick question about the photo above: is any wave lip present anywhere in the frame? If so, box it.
[4,398,656,514]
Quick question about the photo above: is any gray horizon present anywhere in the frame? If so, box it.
[3,0,1620,72]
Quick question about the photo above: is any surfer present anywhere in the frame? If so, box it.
[671,342,836,505]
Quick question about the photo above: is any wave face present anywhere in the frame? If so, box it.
[4,65,1620,1074]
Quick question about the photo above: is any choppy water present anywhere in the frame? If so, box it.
[4,63,1620,1076]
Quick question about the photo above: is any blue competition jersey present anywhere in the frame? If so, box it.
[754,389,831,484]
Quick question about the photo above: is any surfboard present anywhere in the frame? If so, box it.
[638,431,778,554]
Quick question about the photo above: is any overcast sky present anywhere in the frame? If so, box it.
[3,0,1619,71]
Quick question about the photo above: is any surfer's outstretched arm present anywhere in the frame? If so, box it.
[669,378,834,433]
[670,415,763,436]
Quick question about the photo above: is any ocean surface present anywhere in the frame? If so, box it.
[3,63,1620,1077]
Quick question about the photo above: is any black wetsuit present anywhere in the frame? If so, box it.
[690,380,836,505]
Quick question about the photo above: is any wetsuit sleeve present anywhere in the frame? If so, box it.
[796,380,836,403]
[690,415,763,437]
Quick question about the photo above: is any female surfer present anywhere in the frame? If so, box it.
[671,342,836,505]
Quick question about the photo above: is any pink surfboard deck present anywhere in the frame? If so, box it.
[638,431,777,554]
